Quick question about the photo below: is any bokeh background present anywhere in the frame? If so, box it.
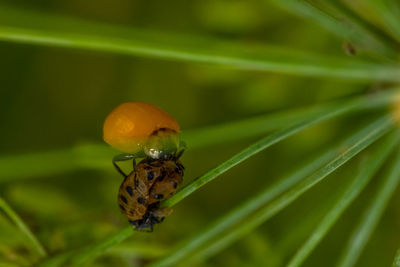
[0,1,399,266]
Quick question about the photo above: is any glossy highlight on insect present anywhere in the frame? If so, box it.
[103,102,185,231]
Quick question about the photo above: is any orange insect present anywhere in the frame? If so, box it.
[103,102,185,231]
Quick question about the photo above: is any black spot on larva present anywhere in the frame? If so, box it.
[175,168,180,173]
[119,204,126,211]
[147,172,155,180]
[130,210,135,215]
[157,176,165,182]
[134,179,139,188]
[120,195,128,204]
[126,186,133,196]
[154,194,164,200]
[173,182,178,189]
[144,166,152,170]
[137,197,145,204]
[158,171,166,181]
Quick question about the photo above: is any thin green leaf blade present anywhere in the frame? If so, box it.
[366,0,400,42]
[0,6,400,81]
[0,197,47,259]
[267,0,398,58]
[162,93,397,208]
[38,227,133,267]
[287,130,400,267]
[151,140,339,267]
[337,146,400,267]
[150,121,385,267]
[183,116,394,265]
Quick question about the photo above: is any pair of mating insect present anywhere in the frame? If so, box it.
[114,147,184,231]
[103,102,185,231]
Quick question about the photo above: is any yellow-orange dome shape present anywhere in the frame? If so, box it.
[103,102,180,153]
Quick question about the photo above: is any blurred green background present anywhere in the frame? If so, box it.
[0,1,399,266]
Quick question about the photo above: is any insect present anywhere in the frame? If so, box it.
[117,154,184,231]
[103,102,185,231]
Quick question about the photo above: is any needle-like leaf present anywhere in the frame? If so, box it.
[0,197,47,259]
[366,0,400,43]
[337,146,400,267]
[287,130,400,267]
[176,116,393,265]
[267,0,399,58]
[0,5,400,81]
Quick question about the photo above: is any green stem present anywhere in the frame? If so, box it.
[161,92,397,208]
[148,135,339,266]
[0,197,47,259]
[38,227,133,267]
[0,6,399,81]
[69,226,133,266]
[366,0,400,43]
[287,130,400,267]
[157,127,400,265]
[181,116,394,265]
[267,0,399,59]
[337,146,400,267]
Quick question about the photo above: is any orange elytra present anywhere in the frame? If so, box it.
[103,102,180,154]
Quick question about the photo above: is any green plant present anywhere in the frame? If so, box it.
[1,1,400,267]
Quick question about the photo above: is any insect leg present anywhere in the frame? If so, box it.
[112,152,145,177]
[134,173,138,189]
[113,161,127,178]
[175,141,186,160]
[132,158,137,171]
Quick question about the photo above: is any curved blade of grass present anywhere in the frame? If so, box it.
[0,197,47,259]
[1,90,397,183]
[267,0,399,58]
[182,116,394,265]
[366,0,400,43]
[0,6,400,81]
[392,248,400,267]
[337,146,400,267]
[287,130,400,267]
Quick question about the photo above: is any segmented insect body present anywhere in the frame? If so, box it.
[118,157,184,230]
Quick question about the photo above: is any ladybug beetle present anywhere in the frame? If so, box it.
[103,102,185,231]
